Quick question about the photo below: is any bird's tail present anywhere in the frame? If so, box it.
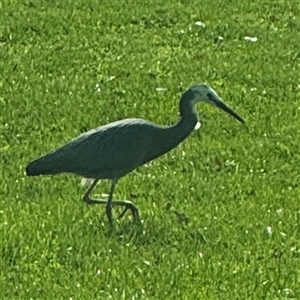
[26,154,61,176]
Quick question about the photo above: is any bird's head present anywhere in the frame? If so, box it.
[188,84,245,123]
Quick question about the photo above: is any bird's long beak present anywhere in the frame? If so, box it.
[208,93,245,123]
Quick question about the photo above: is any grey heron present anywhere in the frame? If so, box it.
[26,84,245,227]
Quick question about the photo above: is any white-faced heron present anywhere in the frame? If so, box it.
[26,84,245,226]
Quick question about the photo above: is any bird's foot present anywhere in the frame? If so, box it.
[83,196,107,206]
[83,195,140,224]
[114,200,140,223]
[117,207,128,220]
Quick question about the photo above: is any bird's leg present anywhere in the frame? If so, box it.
[82,179,106,205]
[82,178,140,224]
[107,179,140,222]
[105,179,117,227]
[116,206,129,220]
[113,201,140,221]
[82,178,115,226]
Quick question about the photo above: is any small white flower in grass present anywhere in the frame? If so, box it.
[281,288,295,297]
[95,83,101,93]
[194,121,201,130]
[244,36,258,42]
[217,36,224,41]
[290,246,298,253]
[143,260,151,266]
[225,160,236,166]
[155,87,167,92]
[250,87,257,91]
[107,76,115,82]
[97,269,101,275]
[198,252,203,258]
[266,226,272,236]
[195,21,205,28]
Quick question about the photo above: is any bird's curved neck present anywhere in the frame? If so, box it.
[143,92,198,163]
[157,92,198,153]
[179,89,198,126]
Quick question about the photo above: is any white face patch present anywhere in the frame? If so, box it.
[194,121,201,130]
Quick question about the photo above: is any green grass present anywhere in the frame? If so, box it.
[1,0,299,299]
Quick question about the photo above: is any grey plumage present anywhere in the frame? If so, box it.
[26,118,187,179]
[26,84,245,226]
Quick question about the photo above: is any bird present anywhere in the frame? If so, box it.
[26,84,245,227]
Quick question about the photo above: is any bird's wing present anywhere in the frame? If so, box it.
[34,119,156,179]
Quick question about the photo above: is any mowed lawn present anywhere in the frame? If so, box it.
[1,1,299,299]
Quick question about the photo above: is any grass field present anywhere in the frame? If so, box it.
[1,1,299,299]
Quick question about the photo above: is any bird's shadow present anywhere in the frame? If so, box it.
[80,200,207,248]
[103,213,207,248]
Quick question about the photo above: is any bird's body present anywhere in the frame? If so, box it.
[26,84,245,226]
[26,117,196,179]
